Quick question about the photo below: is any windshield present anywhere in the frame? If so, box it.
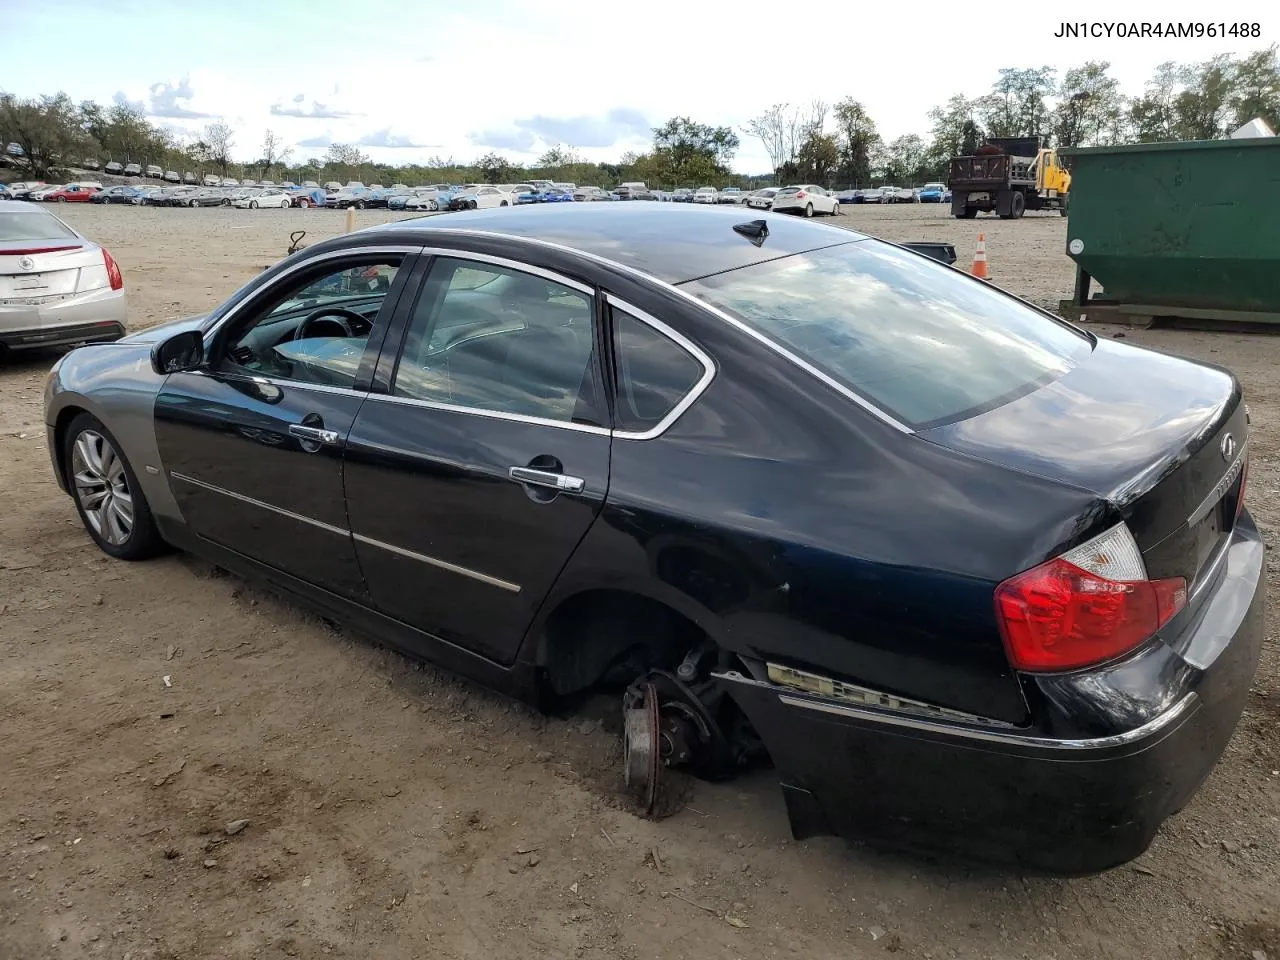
[0,210,79,242]
[683,240,1092,429]
[924,183,945,190]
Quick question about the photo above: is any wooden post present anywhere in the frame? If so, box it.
[345,206,355,233]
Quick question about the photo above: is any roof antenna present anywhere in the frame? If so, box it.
[733,219,769,247]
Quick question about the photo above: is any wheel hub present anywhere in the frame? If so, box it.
[622,682,661,813]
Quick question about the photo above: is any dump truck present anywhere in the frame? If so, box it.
[948,136,1070,219]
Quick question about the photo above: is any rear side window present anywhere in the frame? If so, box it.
[611,308,706,434]
[684,240,1091,429]
[0,211,78,241]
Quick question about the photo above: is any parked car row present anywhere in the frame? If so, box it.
[4,177,852,218]
[832,184,953,204]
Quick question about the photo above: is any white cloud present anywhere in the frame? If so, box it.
[22,0,1271,173]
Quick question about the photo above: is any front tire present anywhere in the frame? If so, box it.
[249,200,258,209]
[355,200,365,210]
[429,200,438,211]
[64,413,165,561]
[298,198,310,208]
[831,203,840,216]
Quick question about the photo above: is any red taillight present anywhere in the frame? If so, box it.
[795,191,807,199]
[102,248,123,290]
[994,524,1186,672]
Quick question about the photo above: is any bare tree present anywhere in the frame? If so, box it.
[745,103,790,176]
[258,129,290,178]
[747,101,829,179]
[202,120,234,175]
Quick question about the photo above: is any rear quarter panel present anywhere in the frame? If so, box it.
[525,277,1102,725]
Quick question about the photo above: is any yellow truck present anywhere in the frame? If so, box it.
[947,136,1071,219]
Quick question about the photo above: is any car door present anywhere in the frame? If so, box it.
[342,252,611,664]
[153,245,420,598]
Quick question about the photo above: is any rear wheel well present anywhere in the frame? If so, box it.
[539,590,709,699]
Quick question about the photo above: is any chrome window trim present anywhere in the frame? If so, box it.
[169,471,349,537]
[188,370,370,398]
[416,246,594,295]
[199,244,424,341]
[364,391,611,435]
[352,533,521,593]
[605,294,716,442]
[714,670,1199,751]
[413,228,913,434]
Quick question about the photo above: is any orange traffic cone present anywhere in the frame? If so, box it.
[971,233,990,280]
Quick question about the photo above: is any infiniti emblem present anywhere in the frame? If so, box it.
[1220,433,1236,461]
[18,256,34,271]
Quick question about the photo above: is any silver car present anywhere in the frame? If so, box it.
[0,202,126,351]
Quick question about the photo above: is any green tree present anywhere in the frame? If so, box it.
[884,134,927,184]
[476,152,513,183]
[792,131,840,183]
[831,98,880,185]
[1172,54,1235,139]
[1053,61,1125,148]
[0,92,91,178]
[1128,61,1182,142]
[922,95,981,178]
[1228,45,1280,130]
[651,116,739,184]
[978,67,1057,137]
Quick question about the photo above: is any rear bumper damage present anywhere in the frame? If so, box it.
[719,516,1265,874]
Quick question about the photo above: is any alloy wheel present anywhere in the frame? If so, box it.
[71,430,134,546]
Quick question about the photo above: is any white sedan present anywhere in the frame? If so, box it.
[746,187,779,210]
[692,186,718,204]
[232,189,291,209]
[770,185,840,217]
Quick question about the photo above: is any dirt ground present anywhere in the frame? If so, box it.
[1,204,1277,960]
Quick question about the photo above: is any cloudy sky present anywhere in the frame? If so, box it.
[2,0,1268,172]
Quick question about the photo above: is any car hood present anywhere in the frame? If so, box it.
[119,314,210,345]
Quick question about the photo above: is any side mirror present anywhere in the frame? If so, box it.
[151,329,205,375]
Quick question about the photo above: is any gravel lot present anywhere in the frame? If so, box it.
[1,204,1276,960]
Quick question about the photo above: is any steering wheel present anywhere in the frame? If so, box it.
[295,307,364,341]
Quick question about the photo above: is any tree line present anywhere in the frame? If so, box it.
[3,47,1277,189]
[746,48,1279,187]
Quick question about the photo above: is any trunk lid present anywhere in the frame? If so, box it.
[921,338,1246,590]
[0,241,107,301]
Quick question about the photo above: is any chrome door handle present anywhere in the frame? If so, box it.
[509,466,585,493]
[288,424,341,445]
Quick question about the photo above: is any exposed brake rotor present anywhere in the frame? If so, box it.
[622,682,661,814]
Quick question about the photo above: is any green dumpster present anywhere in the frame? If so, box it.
[1058,137,1280,327]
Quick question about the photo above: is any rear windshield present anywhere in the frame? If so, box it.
[683,240,1092,429]
[0,210,78,242]
[777,187,800,195]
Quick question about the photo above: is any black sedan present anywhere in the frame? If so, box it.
[42,204,1263,874]
[91,185,144,204]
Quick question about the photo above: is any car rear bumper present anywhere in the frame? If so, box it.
[719,515,1265,873]
[0,288,127,350]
